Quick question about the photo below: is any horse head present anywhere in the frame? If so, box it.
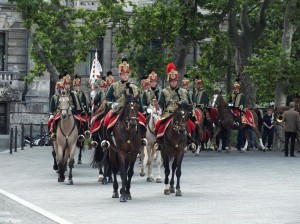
[173,101,193,134]
[212,92,226,109]
[123,94,140,129]
[59,92,71,120]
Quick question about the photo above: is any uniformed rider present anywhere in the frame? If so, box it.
[228,81,246,126]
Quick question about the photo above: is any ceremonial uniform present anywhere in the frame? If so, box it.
[100,59,147,148]
[155,62,195,150]
[229,81,246,126]
[48,81,63,135]
[141,71,160,113]
[193,78,209,110]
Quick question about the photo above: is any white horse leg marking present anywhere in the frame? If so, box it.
[241,140,248,152]
[259,138,265,150]
[195,145,200,156]
[156,151,162,183]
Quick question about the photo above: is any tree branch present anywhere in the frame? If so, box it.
[240,3,252,36]
[228,12,242,47]
[252,0,271,40]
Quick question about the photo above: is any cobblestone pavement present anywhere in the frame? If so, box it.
[0,146,300,224]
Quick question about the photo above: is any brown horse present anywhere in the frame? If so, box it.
[157,101,193,196]
[53,93,79,184]
[211,93,265,152]
[105,94,143,202]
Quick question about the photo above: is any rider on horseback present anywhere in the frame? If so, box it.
[192,76,210,116]
[73,75,90,137]
[141,70,160,116]
[154,62,196,151]
[100,58,148,149]
[181,74,193,100]
[50,74,84,141]
[228,81,246,127]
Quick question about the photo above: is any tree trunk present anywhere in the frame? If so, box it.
[174,37,189,78]
[275,0,298,107]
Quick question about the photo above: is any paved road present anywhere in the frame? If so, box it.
[0,146,300,224]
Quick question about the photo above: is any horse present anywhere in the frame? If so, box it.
[157,101,193,196]
[76,140,84,164]
[105,94,144,202]
[52,93,79,184]
[140,105,162,183]
[193,108,205,155]
[211,93,265,152]
[90,100,112,184]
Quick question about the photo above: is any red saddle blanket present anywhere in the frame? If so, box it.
[155,118,193,138]
[48,113,82,133]
[233,108,255,127]
[209,107,218,123]
[194,108,203,124]
[103,110,146,131]
[90,115,104,134]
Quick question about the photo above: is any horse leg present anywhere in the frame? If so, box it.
[253,126,265,151]
[140,145,146,177]
[225,129,231,153]
[169,158,177,193]
[112,171,119,198]
[241,128,249,152]
[156,150,162,183]
[67,158,75,185]
[175,155,183,196]
[147,146,154,182]
[118,153,127,202]
[77,143,82,164]
[212,126,222,151]
[125,160,135,200]
[163,155,171,195]
[52,148,58,171]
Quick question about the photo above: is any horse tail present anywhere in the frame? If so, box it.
[253,108,263,133]
[90,146,104,168]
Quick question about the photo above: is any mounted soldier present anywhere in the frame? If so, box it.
[106,71,115,88]
[140,76,151,116]
[100,58,148,149]
[181,74,193,100]
[154,62,196,151]
[50,74,84,141]
[73,74,90,136]
[228,81,246,126]
[141,70,160,114]
[48,81,64,138]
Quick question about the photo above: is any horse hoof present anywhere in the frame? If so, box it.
[98,175,104,182]
[164,189,171,195]
[169,187,175,193]
[112,192,119,198]
[102,179,108,185]
[226,150,230,153]
[58,177,65,182]
[217,149,222,152]
[53,164,58,171]
[175,190,182,196]
[120,196,127,202]
[195,152,200,156]
[240,150,245,153]
[108,178,113,183]
[126,194,132,200]
[77,160,82,164]
[67,180,73,185]
[156,178,162,183]
[146,177,153,182]
[140,172,145,177]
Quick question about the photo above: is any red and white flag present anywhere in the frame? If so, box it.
[89,52,102,85]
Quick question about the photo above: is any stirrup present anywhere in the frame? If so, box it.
[234,122,239,127]
[91,140,98,148]
[84,130,90,136]
[141,138,148,146]
[78,134,85,142]
[101,140,110,149]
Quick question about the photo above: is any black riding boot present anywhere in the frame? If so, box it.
[51,122,57,140]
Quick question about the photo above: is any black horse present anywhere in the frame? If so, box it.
[157,101,193,196]
[104,94,144,202]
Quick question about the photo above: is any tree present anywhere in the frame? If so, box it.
[227,0,271,108]
[9,0,126,82]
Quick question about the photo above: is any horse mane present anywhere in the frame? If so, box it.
[253,108,263,132]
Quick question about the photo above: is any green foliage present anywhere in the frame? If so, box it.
[9,0,126,81]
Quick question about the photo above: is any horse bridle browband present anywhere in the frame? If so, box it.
[124,101,139,131]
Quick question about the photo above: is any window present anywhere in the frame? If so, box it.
[0,103,7,134]
[0,33,5,71]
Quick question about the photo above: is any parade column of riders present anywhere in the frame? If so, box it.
[48,59,269,151]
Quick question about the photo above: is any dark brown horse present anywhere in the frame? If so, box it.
[91,100,112,184]
[105,94,143,202]
[211,93,265,152]
[157,101,193,196]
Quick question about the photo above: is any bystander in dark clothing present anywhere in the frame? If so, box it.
[262,107,275,150]
[236,129,245,150]
[283,102,300,157]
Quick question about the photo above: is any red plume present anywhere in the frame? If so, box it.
[166,62,176,73]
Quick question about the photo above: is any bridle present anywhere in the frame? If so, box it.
[123,99,139,131]
[172,108,189,134]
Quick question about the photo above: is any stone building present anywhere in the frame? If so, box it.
[0,0,199,149]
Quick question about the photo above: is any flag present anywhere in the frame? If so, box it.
[89,52,102,85]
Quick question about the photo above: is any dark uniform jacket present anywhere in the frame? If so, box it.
[141,87,160,111]
[158,86,192,116]
[76,90,90,114]
[93,90,107,114]
[192,88,209,109]
[229,92,246,110]
[49,93,61,116]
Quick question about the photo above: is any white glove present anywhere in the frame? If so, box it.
[156,109,162,116]
[111,102,119,109]
[147,107,153,114]
[49,115,54,120]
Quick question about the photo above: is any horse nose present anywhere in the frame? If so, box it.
[61,112,67,119]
